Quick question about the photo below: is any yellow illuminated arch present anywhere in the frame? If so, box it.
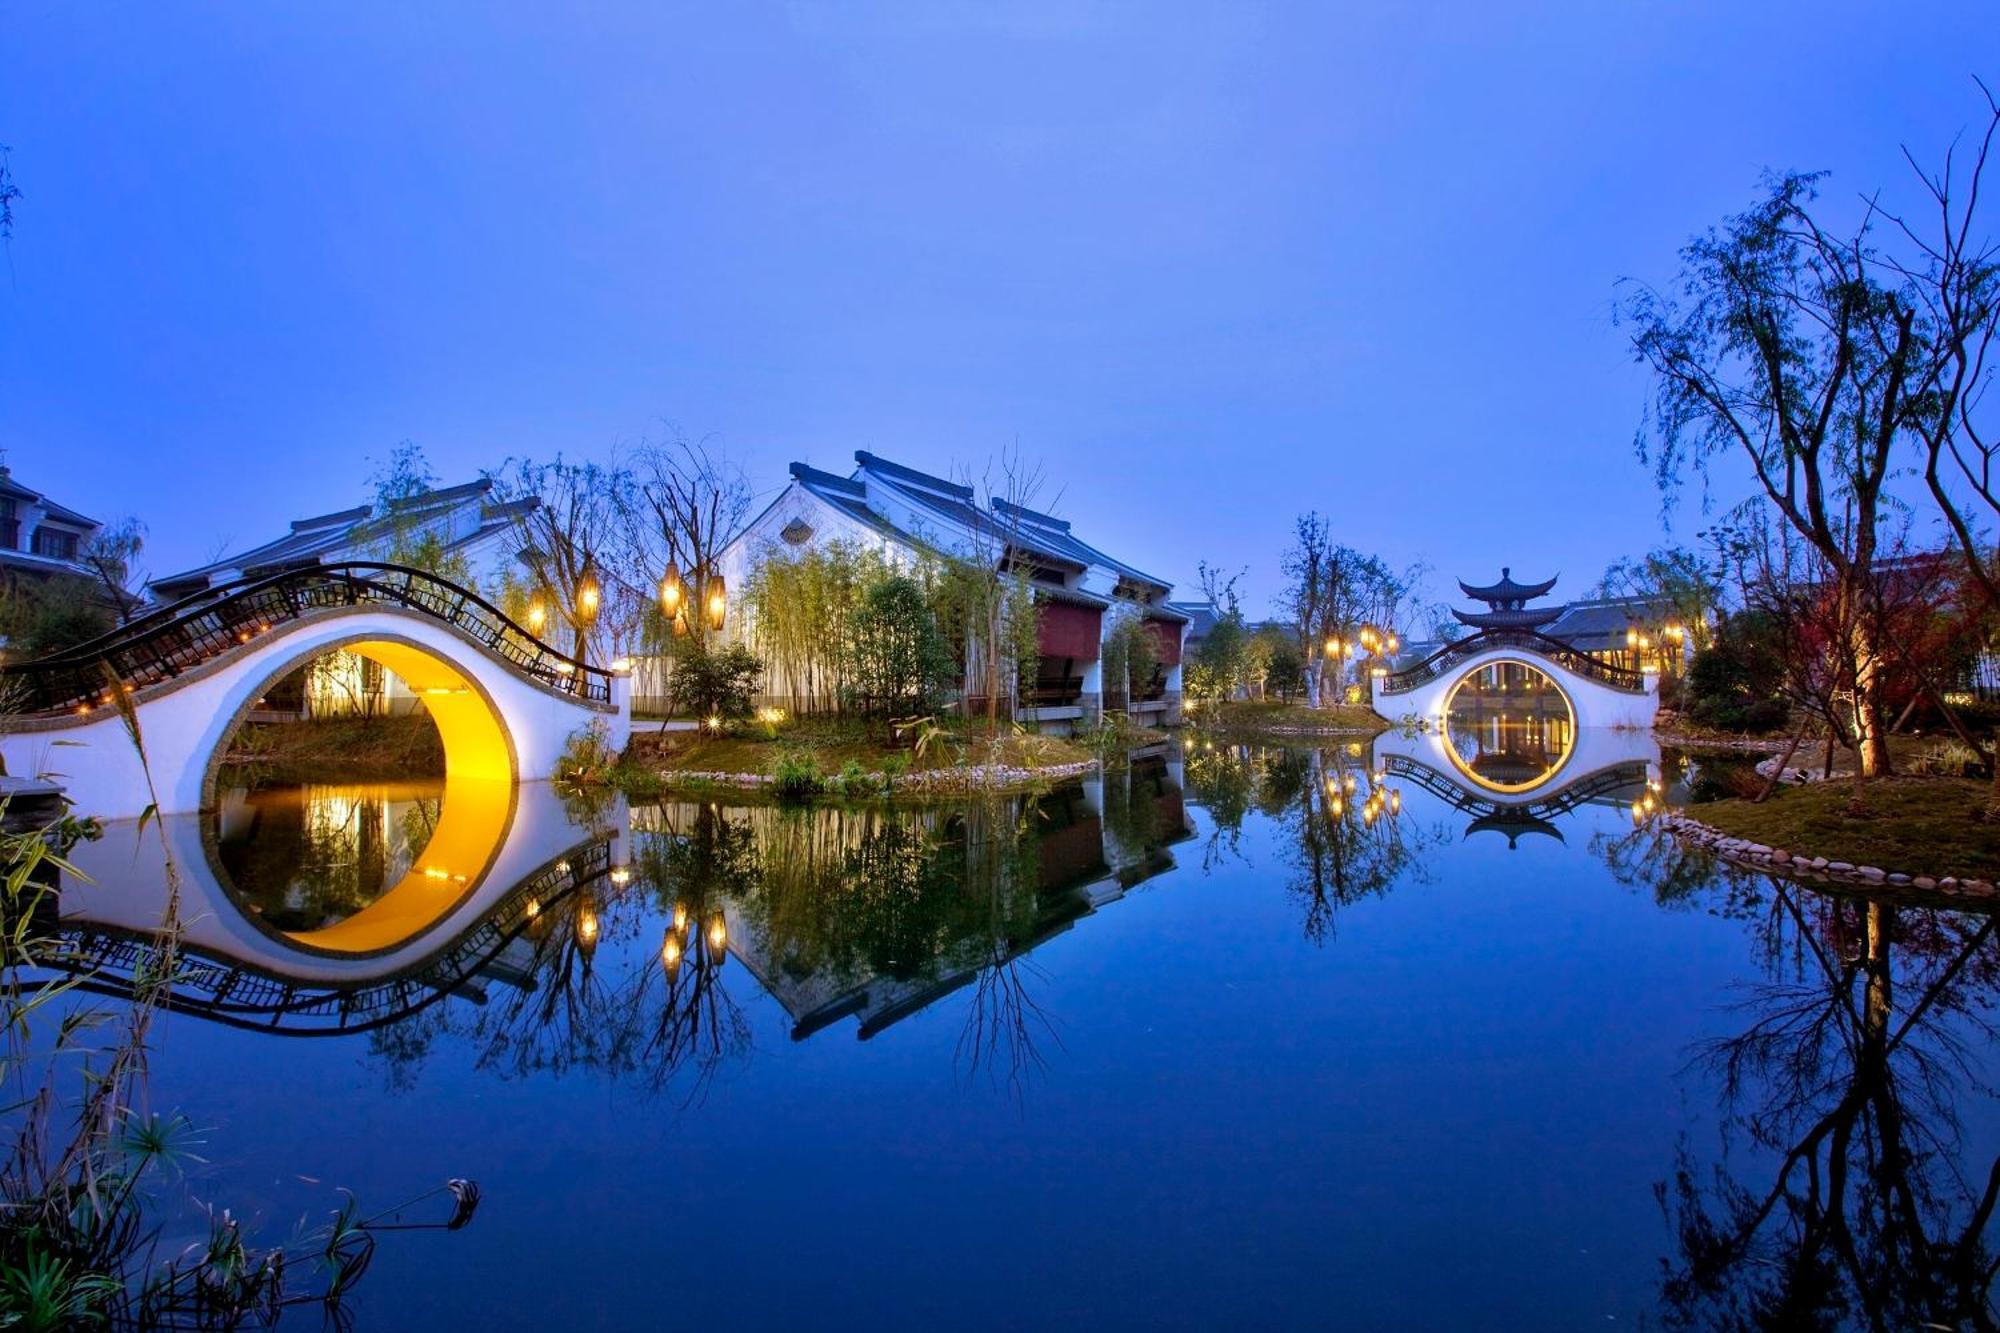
[1441,658,1577,796]
[208,633,521,956]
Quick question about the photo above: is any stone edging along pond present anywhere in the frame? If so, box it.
[1659,809,2000,903]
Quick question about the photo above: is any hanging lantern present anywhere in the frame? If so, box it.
[704,573,727,633]
[672,610,690,638]
[659,562,684,619]
[575,566,602,629]
[1626,626,1639,649]
[525,597,548,634]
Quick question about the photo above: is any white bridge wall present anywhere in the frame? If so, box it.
[1370,645,1659,731]
[1,609,630,820]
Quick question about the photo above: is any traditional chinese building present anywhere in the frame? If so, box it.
[714,451,1186,729]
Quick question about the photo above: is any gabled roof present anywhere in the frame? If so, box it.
[149,479,534,597]
[1543,595,1679,652]
[774,450,1175,598]
[0,470,101,531]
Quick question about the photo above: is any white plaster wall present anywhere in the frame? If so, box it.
[1370,646,1659,731]
[1,608,627,819]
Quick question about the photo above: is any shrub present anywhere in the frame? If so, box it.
[556,720,618,786]
[1684,612,1789,734]
[842,574,956,717]
[1912,737,1985,778]
[770,748,824,800]
[673,642,764,722]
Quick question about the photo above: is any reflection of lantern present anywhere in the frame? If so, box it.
[577,904,601,951]
[672,902,689,933]
[576,567,602,629]
[659,563,684,619]
[704,574,727,633]
[707,915,727,953]
[661,931,684,976]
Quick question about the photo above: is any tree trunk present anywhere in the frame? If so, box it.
[1303,653,1322,709]
[1851,635,1893,779]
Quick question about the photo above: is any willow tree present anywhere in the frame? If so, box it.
[1623,151,1989,777]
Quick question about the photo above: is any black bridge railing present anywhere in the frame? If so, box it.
[0,561,615,717]
[1378,628,1646,696]
[1383,755,1651,819]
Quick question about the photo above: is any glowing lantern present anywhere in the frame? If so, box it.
[575,568,602,629]
[672,902,689,933]
[1626,627,1639,649]
[672,610,690,638]
[659,562,685,619]
[707,915,728,952]
[704,574,728,633]
[661,931,684,976]
[577,904,601,950]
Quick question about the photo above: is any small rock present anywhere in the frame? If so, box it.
[1887,872,1910,885]
[1856,866,1885,882]
[1913,876,1936,890]
[1771,849,1791,864]
[1827,861,1853,873]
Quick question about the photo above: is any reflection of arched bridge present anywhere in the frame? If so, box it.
[43,839,611,1036]
[1383,754,1652,846]
[0,563,631,818]
[32,782,627,1034]
[1372,628,1657,730]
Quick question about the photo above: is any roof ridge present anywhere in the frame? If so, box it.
[790,461,865,496]
[854,450,973,499]
[990,496,1071,532]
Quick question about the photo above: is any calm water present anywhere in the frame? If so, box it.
[32,728,2000,1330]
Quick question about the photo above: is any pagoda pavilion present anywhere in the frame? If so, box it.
[1452,568,1560,633]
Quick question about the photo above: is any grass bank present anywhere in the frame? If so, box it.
[220,714,445,785]
[1186,699,1388,736]
[620,713,1127,798]
[1688,776,2000,883]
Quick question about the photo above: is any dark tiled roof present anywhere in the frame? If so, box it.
[1458,568,1559,603]
[853,450,971,498]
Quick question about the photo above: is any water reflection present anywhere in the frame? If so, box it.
[22,726,2000,1325]
[1445,660,1576,792]
[1657,871,2000,1324]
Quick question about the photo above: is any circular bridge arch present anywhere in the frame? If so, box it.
[201,629,520,809]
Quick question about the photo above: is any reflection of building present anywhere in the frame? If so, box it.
[720,763,1195,1041]
[715,451,1187,730]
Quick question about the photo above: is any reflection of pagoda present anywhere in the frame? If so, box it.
[1454,568,1560,632]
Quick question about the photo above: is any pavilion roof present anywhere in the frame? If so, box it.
[1457,568,1558,604]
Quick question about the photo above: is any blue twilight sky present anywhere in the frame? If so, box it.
[1,3,1991,616]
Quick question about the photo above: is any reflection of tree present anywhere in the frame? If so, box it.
[1185,741,1440,941]
[215,784,442,931]
[1660,876,2000,1328]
